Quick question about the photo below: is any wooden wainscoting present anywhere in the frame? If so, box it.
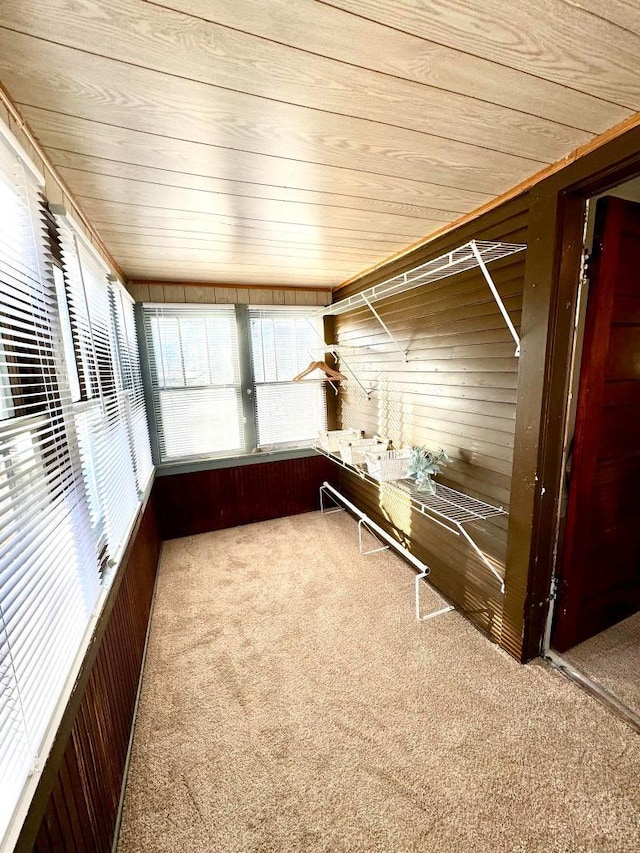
[17,495,161,853]
[153,454,335,540]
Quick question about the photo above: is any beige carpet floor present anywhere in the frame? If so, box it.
[563,612,640,717]
[117,511,640,853]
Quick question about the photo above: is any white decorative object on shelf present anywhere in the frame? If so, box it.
[365,448,412,482]
[338,436,387,466]
[317,428,361,454]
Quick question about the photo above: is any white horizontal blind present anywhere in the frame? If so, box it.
[143,305,244,462]
[0,132,100,842]
[57,219,140,563]
[109,284,153,492]
[249,307,327,449]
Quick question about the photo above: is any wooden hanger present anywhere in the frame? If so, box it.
[292,360,347,382]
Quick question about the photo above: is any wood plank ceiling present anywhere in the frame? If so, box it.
[1,0,639,288]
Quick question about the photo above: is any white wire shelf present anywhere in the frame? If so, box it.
[316,445,507,592]
[320,239,526,358]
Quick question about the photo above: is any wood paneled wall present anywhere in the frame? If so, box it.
[126,281,331,307]
[331,196,529,647]
[17,496,161,853]
[154,455,334,540]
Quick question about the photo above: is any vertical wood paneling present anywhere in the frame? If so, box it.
[26,496,161,853]
[332,197,529,650]
[153,455,334,539]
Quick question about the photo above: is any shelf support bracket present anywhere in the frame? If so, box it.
[457,523,506,593]
[469,240,521,357]
[361,293,408,362]
[327,347,373,400]
[358,518,390,555]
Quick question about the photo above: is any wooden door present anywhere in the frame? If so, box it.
[553,196,640,652]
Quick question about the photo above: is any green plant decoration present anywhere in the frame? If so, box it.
[407,447,449,495]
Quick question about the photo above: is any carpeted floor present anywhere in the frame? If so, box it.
[563,612,640,717]
[117,511,640,853]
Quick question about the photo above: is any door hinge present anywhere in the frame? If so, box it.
[548,574,560,603]
[581,249,591,286]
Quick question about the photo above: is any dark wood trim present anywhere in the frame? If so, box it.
[504,187,585,660]
[14,483,161,853]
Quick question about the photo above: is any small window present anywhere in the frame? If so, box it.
[249,307,327,450]
[143,305,244,462]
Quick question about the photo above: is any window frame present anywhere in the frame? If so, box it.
[247,305,328,452]
[141,303,246,465]
[141,302,328,468]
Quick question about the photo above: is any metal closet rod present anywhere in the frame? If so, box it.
[320,481,454,621]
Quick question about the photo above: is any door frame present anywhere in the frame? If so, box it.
[522,150,640,662]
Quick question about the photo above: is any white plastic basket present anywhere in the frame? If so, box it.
[339,437,387,466]
[317,428,361,454]
[365,448,412,482]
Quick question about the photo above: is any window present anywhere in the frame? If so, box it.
[143,305,244,462]
[0,166,49,422]
[56,215,142,561]
[108,281,154,494]
[142,304,327,464]
[249,307,327,450]
[0,122,153,849]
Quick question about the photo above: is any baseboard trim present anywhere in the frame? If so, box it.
[544,649,640,734]
[111,543,164,853]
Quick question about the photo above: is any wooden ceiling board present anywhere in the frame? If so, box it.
[111,249,382,271]
[574,0,640,35]
[115,253,358,276]
[86,228,406,261]
[67,190,445,242]
[40,116,493,210]
[92,225,402,254]
[100,232,385,259]
[0,1,637,287]
[327,0,640,108]
[1,0,593,162]
[116,254,360,277]
[95,236,390,263]
[0,33,545,192]
[54,164,454,222]
[63,182,447,239]
[148,0,630,131]
[121,265,340,285]
[80,200,422,245]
